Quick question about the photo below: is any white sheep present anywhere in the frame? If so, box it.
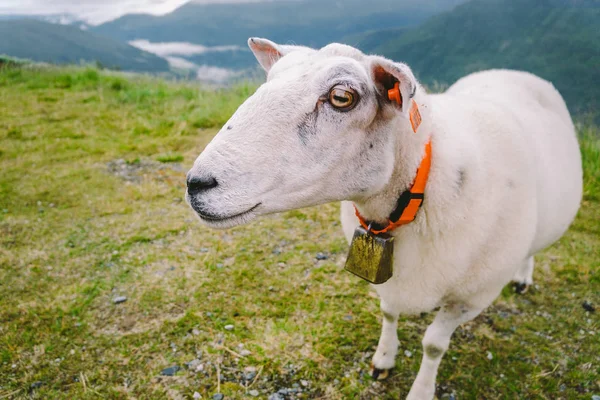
[185,38,582,399]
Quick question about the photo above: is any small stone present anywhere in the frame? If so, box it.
[193,392,202,399]
[404,350,412,357]
[244,371,257,381]
[582,301,595,312]
[200,247,210,253]
[192,328,201,336]
[30,381,43,390]
[206,312,213,317]
[186,359,201,370]
[213,394,224,400]
[113,296,127,304]
[300,380,309,387]
[249,389,260,397]
[487,351,493,360]
[559,384,566,392]
[343,315,353,321]
[592,396,600,400]
[315,252,328,260]
[240,349,251,356]
[160,365,180,376]
[268,394,283,400]
[224,324,234,331]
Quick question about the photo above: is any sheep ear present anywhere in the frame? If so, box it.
[369,56,418,115]
[248,37,297,72]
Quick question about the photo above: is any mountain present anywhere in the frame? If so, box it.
[92,0,467,47]
[360,0,600,119]
[0,20,170,73]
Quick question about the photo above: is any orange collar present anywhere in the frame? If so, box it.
[354,140,432,235]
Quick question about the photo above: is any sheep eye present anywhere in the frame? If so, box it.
[328,86,357,111]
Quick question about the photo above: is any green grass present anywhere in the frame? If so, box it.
[0,66,598,399]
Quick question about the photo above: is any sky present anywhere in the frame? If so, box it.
[0,0,273,25]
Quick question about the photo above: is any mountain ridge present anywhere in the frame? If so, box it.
[0,19,170,73]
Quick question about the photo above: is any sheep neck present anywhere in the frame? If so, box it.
[353,107,432,229]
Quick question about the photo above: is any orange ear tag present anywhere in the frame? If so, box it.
[388,82,422,133]
[387,82,402,108]
[409,100,422,133]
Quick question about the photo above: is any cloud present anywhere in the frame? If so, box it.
[0,0,190,25]
[0,0,290,25]
[162,56,236,83]
[164,56,197,69]
[129,39,243,57]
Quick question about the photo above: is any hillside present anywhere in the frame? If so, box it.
[361,0,600,120]
[0,65,598,399]
[92,0,466,47]
[0,20,170,73]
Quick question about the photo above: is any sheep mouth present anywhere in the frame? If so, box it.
[195,203,262,224]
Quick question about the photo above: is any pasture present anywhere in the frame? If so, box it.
[0,66,598,399]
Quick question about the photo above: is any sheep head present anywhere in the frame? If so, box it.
[186,38,426,228]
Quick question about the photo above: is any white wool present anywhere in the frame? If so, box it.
[186,38,582,399]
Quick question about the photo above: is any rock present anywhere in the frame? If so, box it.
[186,359,201,370]
[249,389,260,397]
[300,380,309,387]
[404,350,412,357]
[224,324,234,331]
[213,394,224,400]
[559,384,566,392]
[30,381,43,390]
[582,301,595,312]
[487,351,494,360]
[193,392,202,399]
[592,396,600,400]
[315,252,328,260]
[244,371,257,381]
[268,394,284,400]
[160,366,181,376]
[343,315,353,321]
[113,296,127,304]
[240,349,251,357]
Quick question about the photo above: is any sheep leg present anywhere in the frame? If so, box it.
[512,256,534,294]
[371,300,400,380]
[405,302,485,400]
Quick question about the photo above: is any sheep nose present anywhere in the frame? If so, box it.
[187,174,218,196]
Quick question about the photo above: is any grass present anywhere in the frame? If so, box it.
[0,65,598,399]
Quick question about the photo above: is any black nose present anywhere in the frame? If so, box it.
[187,175,218,196]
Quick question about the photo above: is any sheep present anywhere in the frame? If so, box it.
[185,38,583,399]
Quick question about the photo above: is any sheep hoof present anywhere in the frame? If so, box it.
[513,282,530,294]
[370,366,390,381]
